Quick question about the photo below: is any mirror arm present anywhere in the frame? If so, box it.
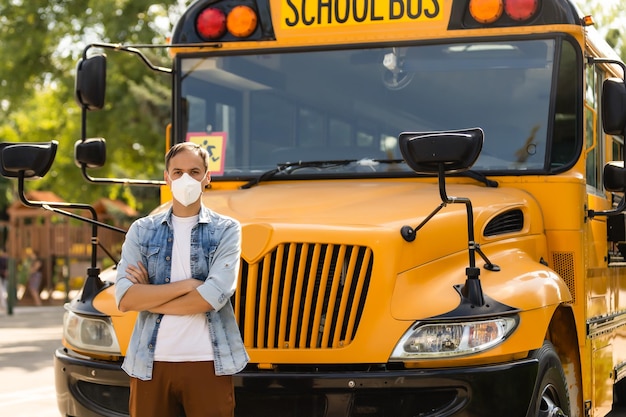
[76,107,165,187]
[400,203,446,242]
[17,173,126,233]
[76,44,168,187]
[588,196,626,219]
[400,162,500,308]
[17,173,128,314]
[80,103,88,144]
[401,166,458,241]
[18,174,126,262]
[79,163,166,187]
[83,43,172,74]
[18,174,96,219]
[588,57,626,81]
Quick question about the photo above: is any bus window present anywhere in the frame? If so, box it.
[179,39,574,177]
[298,108,325,148]
[186,96,207,133]
[214,103,237,170]
[250,92,296,170]
[585,64,601,191]
[550,41,579,168]
[329,119,352,147]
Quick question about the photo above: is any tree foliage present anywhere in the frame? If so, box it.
[574,0,625,58]
[0,0,188,216]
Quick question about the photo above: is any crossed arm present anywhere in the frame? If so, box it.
[118,262,214,315]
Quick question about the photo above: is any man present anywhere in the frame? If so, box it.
[115,142,248,417]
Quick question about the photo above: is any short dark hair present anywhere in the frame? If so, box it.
[165,142,210,172]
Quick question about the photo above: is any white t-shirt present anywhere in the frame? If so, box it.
[154,214,214,361]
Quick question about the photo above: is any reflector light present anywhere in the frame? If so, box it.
[196,8,226,40]
[504,0,539,21]
[226,5,258,38]
[469,0,504,24]
[582,15,595,27]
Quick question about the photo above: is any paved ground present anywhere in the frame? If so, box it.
[0,304,66,417]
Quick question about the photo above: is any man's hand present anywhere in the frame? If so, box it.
[126,262,149,285]
[118,262,204,313]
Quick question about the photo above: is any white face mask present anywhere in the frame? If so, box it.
[170,173,203,206]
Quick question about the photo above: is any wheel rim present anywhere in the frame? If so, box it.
[538,384,567,417]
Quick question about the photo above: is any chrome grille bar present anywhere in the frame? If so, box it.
[236,243,373,349]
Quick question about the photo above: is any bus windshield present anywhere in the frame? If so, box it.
[178,37,578,177]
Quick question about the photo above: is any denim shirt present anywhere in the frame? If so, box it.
[115,205,249,380]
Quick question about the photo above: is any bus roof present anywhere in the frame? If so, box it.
[172,0,583,47]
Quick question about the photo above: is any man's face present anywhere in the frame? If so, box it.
[165,149,210,187]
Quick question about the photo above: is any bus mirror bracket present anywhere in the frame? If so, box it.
[589,57,626,138]
[74,44,169,188]
[0,141,127,316]
[587,57,626,219]
[398,128,500,309]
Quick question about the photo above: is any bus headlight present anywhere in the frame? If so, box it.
[63,310,121,355]
[390,316,518,360]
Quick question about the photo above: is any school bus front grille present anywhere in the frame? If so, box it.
[235,243,373,349]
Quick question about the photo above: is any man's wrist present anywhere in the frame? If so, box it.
[187,278,202,292]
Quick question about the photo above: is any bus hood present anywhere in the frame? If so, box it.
[203,179,545,266]
[206,180,540,226]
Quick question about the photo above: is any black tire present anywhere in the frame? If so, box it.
[528,341,570,417]
[616,377,626,406]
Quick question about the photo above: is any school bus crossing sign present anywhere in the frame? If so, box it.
[187,132,227,175]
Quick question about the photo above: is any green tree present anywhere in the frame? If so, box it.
[574,0,625,59]
[0,0,187,216]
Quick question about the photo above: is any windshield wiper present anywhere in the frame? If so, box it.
[240,159,404,189]
[239,159,495,189]
[455,170,499,188]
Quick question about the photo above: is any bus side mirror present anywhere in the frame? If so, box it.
[75,138,107,169]
[603,161,626,192]
[589,161,626,219]
[75,54,107,111]
[398,128,483,174]
[0,141,58,179]
[602,78,626,136]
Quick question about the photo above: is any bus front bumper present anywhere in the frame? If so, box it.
[54,347,129,417]
[233,359,539,417]
[55,346,538,417]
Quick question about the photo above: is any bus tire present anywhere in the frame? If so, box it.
[615,377,626,405]
[529,341,570,417]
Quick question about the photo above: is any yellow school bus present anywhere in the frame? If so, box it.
[3,0,625,416]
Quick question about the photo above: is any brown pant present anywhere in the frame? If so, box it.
[129,361,234,417]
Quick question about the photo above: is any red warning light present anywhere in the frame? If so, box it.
[504,0,539,21]
[196,8,227,40]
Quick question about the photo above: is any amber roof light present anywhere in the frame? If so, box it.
[469,0,504,24]
[227,5,258,38]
